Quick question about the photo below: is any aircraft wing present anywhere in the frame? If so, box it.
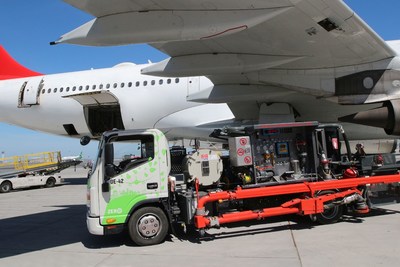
[61,0,396,73]
[59,0,398,123]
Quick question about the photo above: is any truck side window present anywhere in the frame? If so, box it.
[108,135,155,175]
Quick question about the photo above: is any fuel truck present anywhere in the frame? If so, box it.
[82,121,400,246]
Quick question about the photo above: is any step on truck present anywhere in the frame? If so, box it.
[83,121,400,246]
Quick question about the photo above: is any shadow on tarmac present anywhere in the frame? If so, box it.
[173,207,400,244]
[63,178,88,185]
[0,204,399,259]
[0,203,141,259]
[170,215,309,244]
[341,206,400,223]
[0,205,88,259]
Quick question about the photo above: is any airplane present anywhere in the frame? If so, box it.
[0,0,400,147]
[0,45,234,141]
[61,152,83,162]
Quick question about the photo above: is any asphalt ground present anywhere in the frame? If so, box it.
[0,167,400,267]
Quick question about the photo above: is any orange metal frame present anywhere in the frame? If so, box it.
[194,174,400,229]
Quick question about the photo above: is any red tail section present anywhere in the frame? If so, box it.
[0,45,42,80]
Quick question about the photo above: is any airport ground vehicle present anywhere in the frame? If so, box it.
[0,151,80,193]
[0,174,63,193]
[84,122,400,246]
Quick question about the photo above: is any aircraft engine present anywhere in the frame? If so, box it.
[339,99,400,135]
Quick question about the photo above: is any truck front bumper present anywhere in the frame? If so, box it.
[87,216,104,235]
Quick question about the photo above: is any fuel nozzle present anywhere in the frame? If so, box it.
[320,152,330,172]
[319,151,332,179]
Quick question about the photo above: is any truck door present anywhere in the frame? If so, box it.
[99,132,167,226]
[18,76,44,107]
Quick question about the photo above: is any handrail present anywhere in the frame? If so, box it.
[0,151,61,171]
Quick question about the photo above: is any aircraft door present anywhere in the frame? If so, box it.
[187,77,200,97]
[18,76,44,107]
[64,91,125,137]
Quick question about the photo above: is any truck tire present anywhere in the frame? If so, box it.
[314,190,343,224]
[45,177,56,188]
[0,181,12,193]
[128,206,169,246]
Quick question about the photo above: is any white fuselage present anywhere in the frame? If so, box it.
[0,60,395,143]
[0,62,234,140]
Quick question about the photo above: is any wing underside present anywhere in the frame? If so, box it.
[60,0,398,131]
[62,0,395,71]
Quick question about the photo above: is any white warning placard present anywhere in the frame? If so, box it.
[228,136,253,167]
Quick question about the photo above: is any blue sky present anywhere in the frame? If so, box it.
[0,0,400,159]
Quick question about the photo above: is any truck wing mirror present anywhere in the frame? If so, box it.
[102,182,110,192]
[105,164,116,178]
[80,136,91,146]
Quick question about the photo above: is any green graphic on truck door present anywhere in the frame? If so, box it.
[100,130,170,225]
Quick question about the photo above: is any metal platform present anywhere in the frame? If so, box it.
[0,151,81,178]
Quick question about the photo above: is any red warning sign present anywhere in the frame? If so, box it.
[239,138,247,146]
[237,148,245,156]
[244,156,252,165]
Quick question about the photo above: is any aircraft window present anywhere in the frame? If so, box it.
[106,84,110,89]
[159,79,163,85]
[136,81,140,87]
[167,79,171,84]
[175,78,180,83]
[42,89,45,94]
[54,88,57,93]
[79,86,83,91]
[143,81,148,86]
[72,86,76,91]
[113,83,117,88]
[121,83,125,88]
[150,80,155,86]
[128,82,132,87]
[99,84,103,89]
[66,87,70,92]
[86,85,90,90]
[60,87,64,93]
[47,89,51,93]
[92,85,96,90]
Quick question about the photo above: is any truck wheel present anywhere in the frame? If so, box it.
[128,206,169,246]
[45,177,56,188]
[0,181,12,193]
[314,190,343,224]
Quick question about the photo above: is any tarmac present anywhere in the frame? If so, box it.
[0,166,400,267]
